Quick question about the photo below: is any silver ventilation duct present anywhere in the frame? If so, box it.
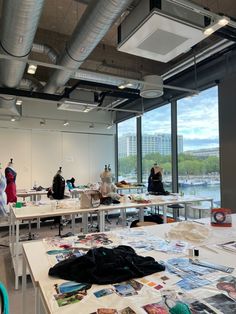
[44,0,133,94]
[0,97,19,116]
[0,0,45,88]
[0,0,44,116]
[32,43,58,64]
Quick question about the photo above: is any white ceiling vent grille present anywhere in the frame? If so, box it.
[57,90,99,113]
[118,0,207,63]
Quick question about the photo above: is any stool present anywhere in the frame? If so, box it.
[167,204,184,221]
[189,205,210,219]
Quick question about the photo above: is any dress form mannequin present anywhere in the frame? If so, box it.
[52,167,65,200]
[5,158,17,204]
[0,163,7,215]
[100,165,119,200]
[148,162,169,195]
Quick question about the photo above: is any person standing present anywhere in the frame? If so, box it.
[0,162,7,215]
[5,158,17,204]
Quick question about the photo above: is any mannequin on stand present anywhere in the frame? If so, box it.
[5,158,17,204]
[0,162,7,216]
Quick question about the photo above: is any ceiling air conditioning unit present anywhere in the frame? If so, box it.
[117,0,209,63]
[58,90,99,113]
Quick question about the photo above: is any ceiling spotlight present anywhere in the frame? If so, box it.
[27,64,37,74]
[63,121,69,126]
[16,99,22,106]
[118,82,133,89]
[203,16,230,36]
[89,123,94,128]
[217,16,230,26]
[83,106,90,113]
[118,83,126,89]
[40,119,46,126]
[106,123,113,129]
[10,116,16,122]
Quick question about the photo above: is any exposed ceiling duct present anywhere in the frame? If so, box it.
[32,43,58,64]
[0,0,45,115]
[43,0,133,94]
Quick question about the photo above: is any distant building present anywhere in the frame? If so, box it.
[118,133,183,157]
[184,147,219,157]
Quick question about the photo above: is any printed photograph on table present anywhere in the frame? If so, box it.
[94,288,114,298]
[120,307,136,314]
[217,241,236,253]
[113,283,137,297]
[204,293,236,314]
[215,275,236,301]
[76,233,113,246]
[177,274,211,290]
[97,309,118,314]
[53,281,91,307]
[143,302,168,314]
[121,279,143,291]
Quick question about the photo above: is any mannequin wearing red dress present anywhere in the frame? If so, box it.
[5,158,17,204]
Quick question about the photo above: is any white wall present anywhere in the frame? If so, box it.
[0,99,116,189]
[0,127,115,189]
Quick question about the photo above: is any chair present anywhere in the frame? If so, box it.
[167,204,184,221]
[0,282,9,314]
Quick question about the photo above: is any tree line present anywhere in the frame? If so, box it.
[118,152,219,177]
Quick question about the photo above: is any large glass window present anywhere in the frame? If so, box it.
[142,104,172,191]
[117,117,137,183]
[177,86,220,205]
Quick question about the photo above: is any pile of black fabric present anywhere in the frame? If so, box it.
[49,245,165,284]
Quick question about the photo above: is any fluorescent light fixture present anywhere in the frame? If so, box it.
[27,64,37,74]
[203,16,230,36]
[10,116,16,122]
[16,99,22,106]
[63,121,69,126]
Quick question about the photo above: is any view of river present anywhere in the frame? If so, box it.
[178,185,220,205]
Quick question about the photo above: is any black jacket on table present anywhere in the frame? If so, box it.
[48,245,165,284]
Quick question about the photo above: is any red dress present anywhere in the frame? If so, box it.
[5,167,17,203]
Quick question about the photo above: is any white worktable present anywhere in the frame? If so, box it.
[22,215,236,314]
[10,194,213,289]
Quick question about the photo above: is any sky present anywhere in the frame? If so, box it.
[118,86,219,151]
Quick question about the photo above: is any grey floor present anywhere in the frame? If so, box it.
[0,215,130,314]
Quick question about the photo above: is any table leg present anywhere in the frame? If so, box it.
[99,211,105,232]
[139,207,144,222]
[184,204,188,220]
[35,287,40,314]
[163,205,167,223]
[22,252,27,314]
[15,220,20,290]
[120,209,127,227]
[82,213,88,234]
[71,214,75,234]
